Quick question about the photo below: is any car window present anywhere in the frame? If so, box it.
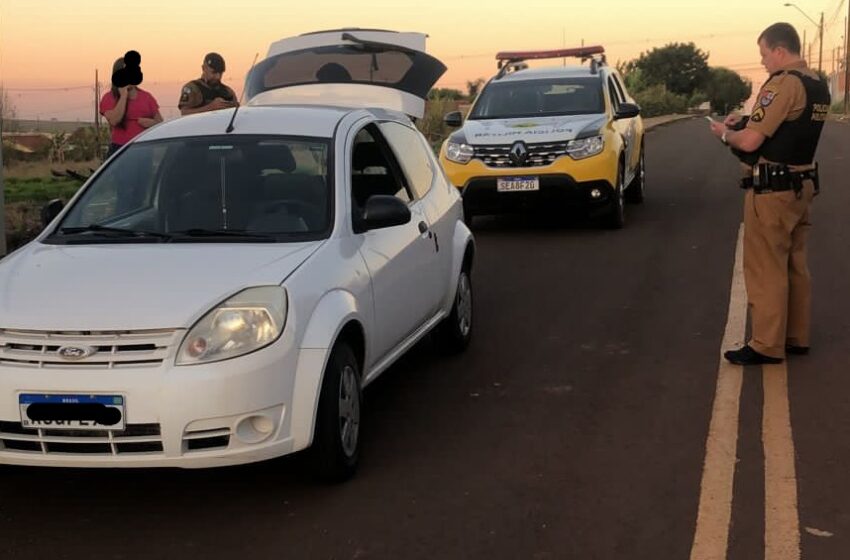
[378,121,434,199]
[607,78,623,111]
[244,45,446,101]
[612,74,628,102]
[52,135,332,243]
[350,126,413,216]
[468,77,604,119]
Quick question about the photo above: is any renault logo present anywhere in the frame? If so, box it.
[509,141,528,166]
[57,346,96,361]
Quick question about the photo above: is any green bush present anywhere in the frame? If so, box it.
[3,178,83,251]
[5,177,82,204]
[633,85,689,117]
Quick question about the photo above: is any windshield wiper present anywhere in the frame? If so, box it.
[58,225,172,240]
[169,228,277,241]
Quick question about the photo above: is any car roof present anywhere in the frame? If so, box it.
[137,105,397,142]
[494,65,609,83]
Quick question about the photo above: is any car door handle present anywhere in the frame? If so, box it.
[418,221,429,234]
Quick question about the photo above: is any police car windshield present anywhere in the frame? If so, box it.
[50,135,332,244]
[469,77,604,120]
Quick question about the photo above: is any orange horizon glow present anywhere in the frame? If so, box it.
[1,0,846,120]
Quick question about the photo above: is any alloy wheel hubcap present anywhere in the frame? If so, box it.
[338,365,360,457]
[457,273,472,337]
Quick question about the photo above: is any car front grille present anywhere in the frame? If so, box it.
[472,141,571,168]
[0,421,164,455]
[0,328,182,369]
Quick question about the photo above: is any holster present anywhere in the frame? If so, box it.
[751,163,820,198]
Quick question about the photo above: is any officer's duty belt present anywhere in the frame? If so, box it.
[742,163,820,196]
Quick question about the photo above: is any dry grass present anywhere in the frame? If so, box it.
[4,159,100,180]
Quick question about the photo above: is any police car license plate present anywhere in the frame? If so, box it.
[19,394,126,431]
[497,176,540,192]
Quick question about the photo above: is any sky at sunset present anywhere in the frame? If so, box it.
[1,0,848,121]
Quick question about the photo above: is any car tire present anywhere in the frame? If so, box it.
[436,266,473,353]
[625,147,645,204]
[309,342,362,483]
[605,164,626,229]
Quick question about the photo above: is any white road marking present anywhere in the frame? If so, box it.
[763,362,801,559]
[690,224,747,560]
[690,223,803,560]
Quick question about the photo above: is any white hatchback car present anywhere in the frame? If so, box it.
[0,30,474,481]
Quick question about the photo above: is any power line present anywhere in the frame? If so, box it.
[3,85,91,92]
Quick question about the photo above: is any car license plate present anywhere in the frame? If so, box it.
[19,394,126,431]
[497,176,540,192]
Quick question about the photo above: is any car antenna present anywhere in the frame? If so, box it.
[226,52,259,134]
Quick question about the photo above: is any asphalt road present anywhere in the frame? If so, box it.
[2,118,849,560]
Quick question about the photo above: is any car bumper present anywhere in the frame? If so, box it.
[440,151,619,216]
[0,328,327,469]
[459,174,616,216]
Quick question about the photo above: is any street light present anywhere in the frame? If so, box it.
[784,2,824,73]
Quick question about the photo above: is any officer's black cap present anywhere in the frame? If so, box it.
[204,52,226,73]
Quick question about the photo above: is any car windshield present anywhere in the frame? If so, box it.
[469,77,604,120]
[49,135,332,244]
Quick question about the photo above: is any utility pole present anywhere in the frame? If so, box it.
[0,110,6,257]
[845,13,849,113]
[94,69,101,162]
[819,11,824,73]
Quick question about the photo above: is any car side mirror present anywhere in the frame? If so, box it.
[615,102,641,120]
[41,199,64,228]
[357,195,411,233]
[443,111,463,128]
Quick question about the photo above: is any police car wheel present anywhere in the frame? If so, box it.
[605,164,626,229]
[625,148,645,204]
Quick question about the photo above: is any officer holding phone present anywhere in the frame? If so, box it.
[178,53,238,115]
[708,22,830,366]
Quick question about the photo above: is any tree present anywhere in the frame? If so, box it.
[428,88,464,101]
[626,42,710,97]
[466,78,486,100]
[704,67,752,114]
[1,86,17,131]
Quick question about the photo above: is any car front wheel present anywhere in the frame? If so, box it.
[625,147,645,204]
[436,266,473,353]
[309,342,362,483]
[605,164,626,229]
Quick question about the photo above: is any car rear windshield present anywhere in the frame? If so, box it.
[469,77,604,120]
[48,135,332,244]
[244,44,446,100]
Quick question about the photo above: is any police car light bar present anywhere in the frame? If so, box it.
[495,46,605,65]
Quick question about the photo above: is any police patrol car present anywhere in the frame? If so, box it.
[0,29,473,481]
[439,46,645,228]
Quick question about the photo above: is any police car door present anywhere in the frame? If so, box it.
[608,75,637,183]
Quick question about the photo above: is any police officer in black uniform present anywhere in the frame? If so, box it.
[178,52,238,115]
[709,22,830,365]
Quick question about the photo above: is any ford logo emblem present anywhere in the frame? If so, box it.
[57,346,96,360]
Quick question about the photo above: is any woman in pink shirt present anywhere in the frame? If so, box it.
[99,56,163,157]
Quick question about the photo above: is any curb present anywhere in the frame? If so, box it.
[645,114,698,131]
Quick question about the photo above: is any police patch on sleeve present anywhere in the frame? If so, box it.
[759,90,777,107]
[751,106,766,123]
[179,86,192,104]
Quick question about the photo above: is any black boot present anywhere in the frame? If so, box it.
[724,345,783,365]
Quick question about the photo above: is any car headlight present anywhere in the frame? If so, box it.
[566,135,605,159]
[446,141,475,164]
[177,286,288,365]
